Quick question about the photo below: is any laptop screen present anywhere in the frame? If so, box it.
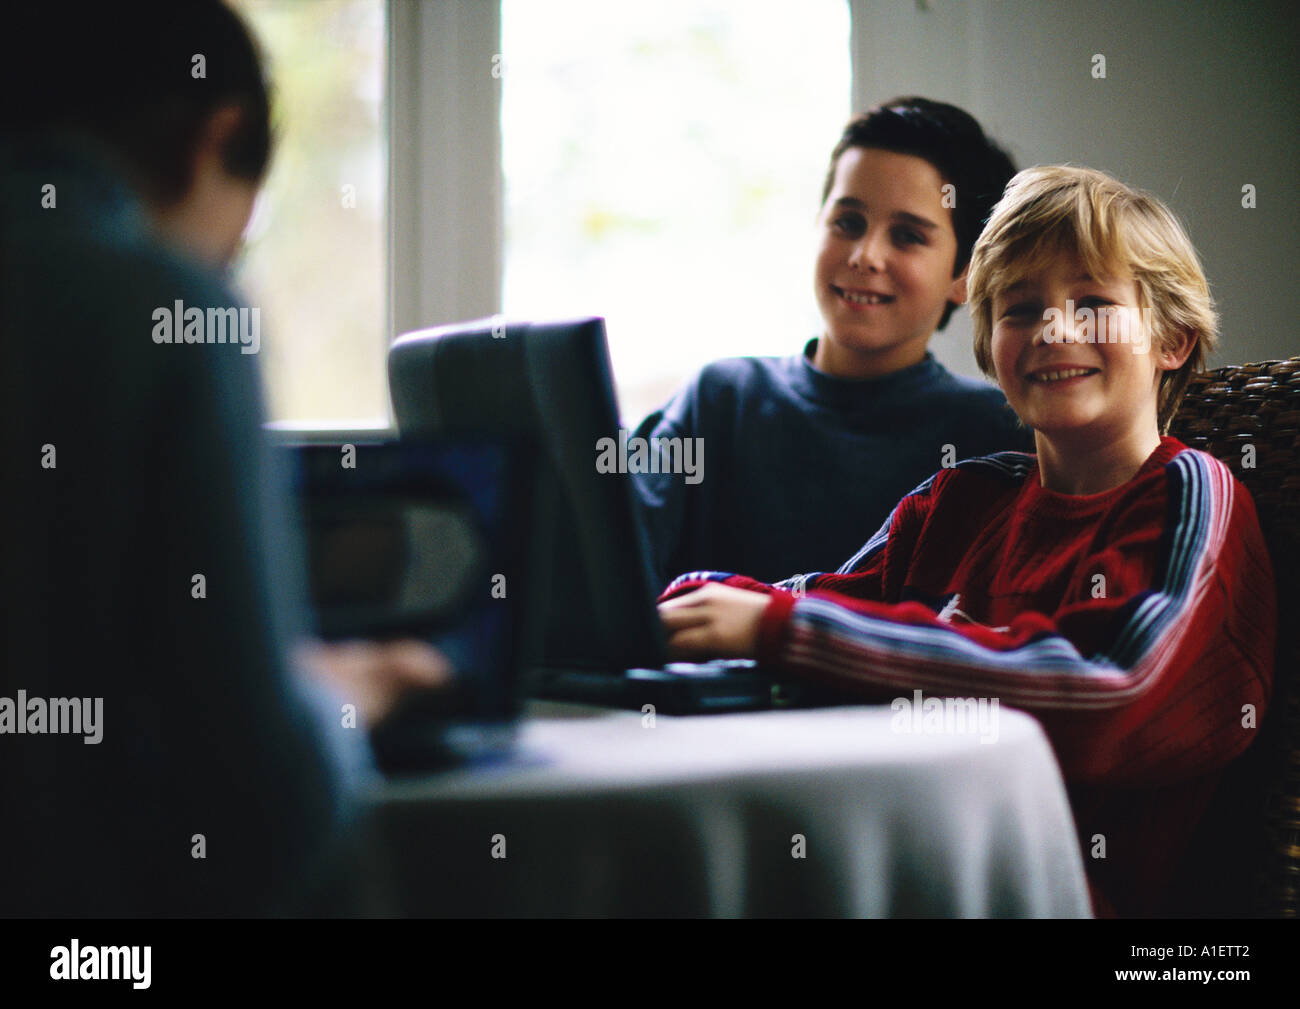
[388,316,667,672]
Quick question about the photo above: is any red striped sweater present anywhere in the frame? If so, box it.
[660,437,1276,917]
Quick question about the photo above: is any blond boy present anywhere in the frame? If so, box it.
[658,166,1276,918]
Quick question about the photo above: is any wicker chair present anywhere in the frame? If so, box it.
[1167,356,1300,917]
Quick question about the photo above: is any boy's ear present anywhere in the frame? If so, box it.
[194,104,246,171]
[947,266,968,306]
[1156,326,1196,371]
[164,104,245,210]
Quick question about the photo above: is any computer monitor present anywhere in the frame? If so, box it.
[388,316,668,673]
[283,437,534,770]
[285,436,532,700]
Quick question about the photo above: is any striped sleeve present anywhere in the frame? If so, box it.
[756,450,1275,783]
[659,570,768,600]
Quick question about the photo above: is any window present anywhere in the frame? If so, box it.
[501,0,851,424]
[233,1,849,430]
[230,0,387,427]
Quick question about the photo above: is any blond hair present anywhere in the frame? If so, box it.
[967,166,1217,432]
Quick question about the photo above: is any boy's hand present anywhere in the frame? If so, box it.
[297,639,454,728]
[658,583,770,659]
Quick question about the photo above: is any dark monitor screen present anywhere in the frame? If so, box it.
[388,316,667,672]
[285,438,530,721]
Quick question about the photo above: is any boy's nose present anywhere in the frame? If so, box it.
[1032,300,1081,346]
[849,231,887,273]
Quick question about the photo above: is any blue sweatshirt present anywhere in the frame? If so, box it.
[631,339,1033,586]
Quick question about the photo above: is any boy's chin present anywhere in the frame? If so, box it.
[1004,397,1087,429]
[1023,413,1113,442]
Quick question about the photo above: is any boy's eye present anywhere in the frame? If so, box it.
[892,227,925,247]
[832,213,865,238]
[1000,301,1041,321]
[1077,295,1115,309]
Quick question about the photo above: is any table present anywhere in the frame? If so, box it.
[358,701,1093,917]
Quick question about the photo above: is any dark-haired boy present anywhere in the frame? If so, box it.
[633,97,1030,586]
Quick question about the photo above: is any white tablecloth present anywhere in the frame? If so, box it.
[362,702,1092,917]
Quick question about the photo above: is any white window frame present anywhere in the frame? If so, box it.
[388,1,502,348]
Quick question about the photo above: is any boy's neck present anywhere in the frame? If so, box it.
[1033,426,1164,495]
[811,334,931,379]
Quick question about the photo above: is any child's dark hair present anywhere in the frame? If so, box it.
[821,97,1016,329]
[1,1,272,207]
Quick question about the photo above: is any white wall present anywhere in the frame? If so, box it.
[850,0,1300,377]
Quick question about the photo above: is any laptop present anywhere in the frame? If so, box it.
[285,437,536,769]
[387,316,828,714]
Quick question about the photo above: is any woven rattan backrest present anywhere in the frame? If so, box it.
[1170,357,1300,916]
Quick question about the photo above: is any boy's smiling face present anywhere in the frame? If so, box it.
[813,147,965,378]
[990,249,1190,454]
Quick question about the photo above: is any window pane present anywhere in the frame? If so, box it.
[231,0,387,426]
[501,0,850,425]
